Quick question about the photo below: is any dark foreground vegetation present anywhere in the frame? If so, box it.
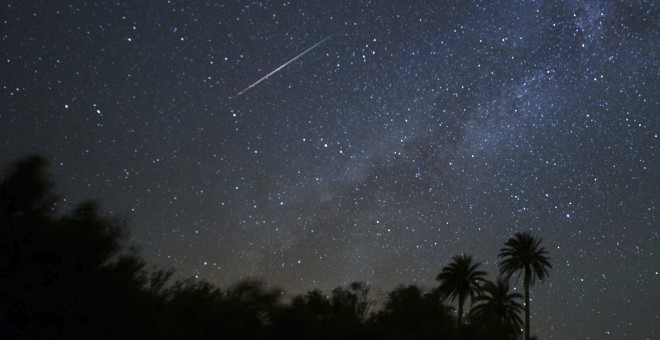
[0,155,551,339]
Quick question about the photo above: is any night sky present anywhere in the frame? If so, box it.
[1,1,658,339]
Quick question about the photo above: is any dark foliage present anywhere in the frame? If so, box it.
[270,284,371,339]
[0,155,154,339]
[368,285,456,339]
[0,155,538,339]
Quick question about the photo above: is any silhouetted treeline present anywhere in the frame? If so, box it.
[1,155,546,339]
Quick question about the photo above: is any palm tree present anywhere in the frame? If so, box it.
[435,254,487,327]
[499,232,552,340]
[470,278,523,339]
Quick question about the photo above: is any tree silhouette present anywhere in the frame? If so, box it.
[369,284,455,339]
[499,232,552,340]
[0,155,158,338]
[159,279,226,339]
[469,278,523,339]
[1,155,557,339]
[225,278,282,337]
[331,281,372,322]
[0,155,56,217]
[435,254,487,328]
[270,282,371,339]
[347,281,372,321]
[270,289,333,339]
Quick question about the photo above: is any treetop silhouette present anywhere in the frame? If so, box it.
[499,232,552,340]
[435,254,487,328]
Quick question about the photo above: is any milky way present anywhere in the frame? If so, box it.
[1,1,658,339]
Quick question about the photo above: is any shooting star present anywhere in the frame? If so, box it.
[230,36,331,98]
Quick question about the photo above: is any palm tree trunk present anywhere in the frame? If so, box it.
[456,301,463,328]
[457,299,464,328]
[524,267,531,340]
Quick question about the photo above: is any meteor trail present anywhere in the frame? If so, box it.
[231,36,330,98]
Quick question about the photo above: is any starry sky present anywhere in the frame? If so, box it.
[1,1,658,339]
